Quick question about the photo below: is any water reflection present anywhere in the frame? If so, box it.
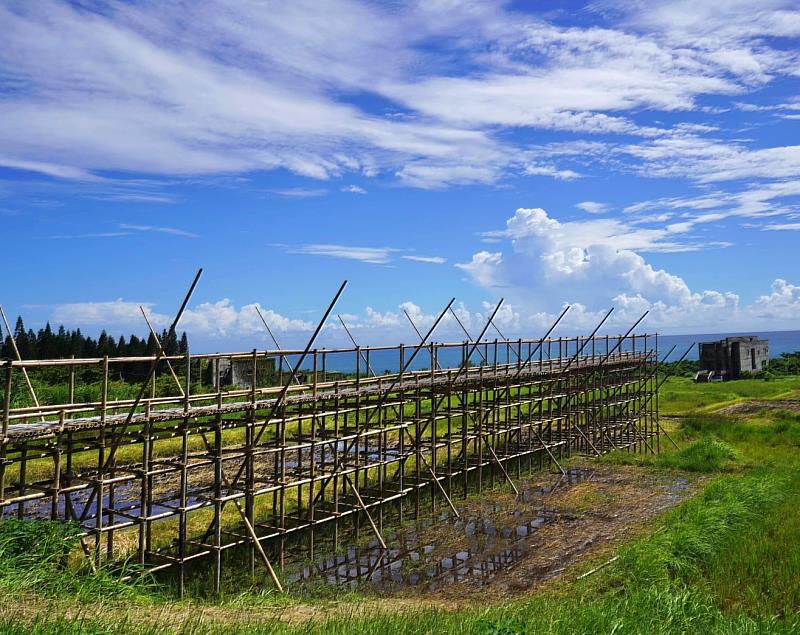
[288,468,596,592]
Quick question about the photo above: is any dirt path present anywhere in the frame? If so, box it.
[716,399,800,416]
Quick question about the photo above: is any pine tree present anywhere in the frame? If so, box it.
[146,332,159,356]
[56,325,68,358]
[37,323,55,358]
[163,328,179,356]
[12,317,34,358]
[116,335,127,357]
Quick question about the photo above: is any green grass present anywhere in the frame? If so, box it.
[599,436,739,472]
[2,469,798,634]
[659,376,800,415]
[2,379,800,633]
[0,519,157,603]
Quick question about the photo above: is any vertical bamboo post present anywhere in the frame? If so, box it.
[213,390,223,595]
[69,355,75,405]
[246,349,256,578]
[178,349,190,598]
[1,361,12,509]
[51,410,64,521]
[138,401,151,567]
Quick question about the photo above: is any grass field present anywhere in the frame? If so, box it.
[1,376,799,634]
[659,375,800,416]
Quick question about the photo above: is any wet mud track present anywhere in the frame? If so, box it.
[288,465,697,600]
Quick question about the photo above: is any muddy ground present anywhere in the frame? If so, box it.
[288,464,699,603]
[716,399,800,417]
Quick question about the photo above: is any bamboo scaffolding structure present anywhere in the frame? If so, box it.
[0,303,659,595]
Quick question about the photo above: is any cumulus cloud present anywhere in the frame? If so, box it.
[50,298,312,339]
[51,300,166,327]
[750,279,800,320]
[180,301,312,336]
[456,207,746,329]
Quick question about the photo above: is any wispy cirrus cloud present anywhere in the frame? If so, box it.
[269,188,328,198]
[1,0,799,191]
[763,222,800,231]
[272,243,400,264]
[118,224,199,238]
[271,243,447,265]
[401,255,446,264]
[50,224,198,239]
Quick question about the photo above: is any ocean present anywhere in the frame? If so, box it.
[300,329,800,373]
[658,329,800,361]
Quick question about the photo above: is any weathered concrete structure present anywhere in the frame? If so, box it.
[698,336,769,380]
[205,356,276,389]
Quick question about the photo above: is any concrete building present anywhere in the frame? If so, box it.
[697,336,769,381]
[204,357,276,389]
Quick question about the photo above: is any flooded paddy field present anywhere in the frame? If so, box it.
[285,464,697,602]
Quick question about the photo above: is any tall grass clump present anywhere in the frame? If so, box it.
[0,519,156,601]
[657,437,738,472]
[614,471,784,587]
[597,437,737,472]
[0,519,80,589]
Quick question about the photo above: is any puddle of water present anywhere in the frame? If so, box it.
[285,468,592,593]
[287,509,559,592]
[3,483,204,523]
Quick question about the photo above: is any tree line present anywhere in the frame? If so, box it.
[1,316,189,361]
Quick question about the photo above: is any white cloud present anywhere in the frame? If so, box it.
[341,184,366,194]
[456,251,504,288]
[180,301,312,336]
[51,300,166,328]
[763,223,800,231]
[270,188,328,198]
[118,224,199,238]
[523,165,581,180]
[1,0,798,190]
[621,135,800,183]
[49,223,198,239]
[482,207,701,253]
[274,243,400,264]
[50,298,312,338]
[0,156,99,181]
[576,201,609,214]
[454,205,800,332]
[750,279,800,320]
[273,244,447,265]
[456,207,742,329]
[401,255,446,264]
[43,275,800,347]
[624,180,800,231]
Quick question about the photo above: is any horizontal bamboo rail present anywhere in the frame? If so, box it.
[0,333,660,596]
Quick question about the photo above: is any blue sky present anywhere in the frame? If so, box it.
[1,0,799,350]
